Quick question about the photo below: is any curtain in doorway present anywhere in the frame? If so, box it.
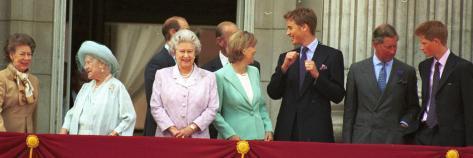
[108,23,165,129]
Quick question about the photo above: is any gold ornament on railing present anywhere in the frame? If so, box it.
[446,149,459,158]
[26,135,39,158]
[236,140,250,158]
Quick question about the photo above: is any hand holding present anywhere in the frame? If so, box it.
[305,60,319,78]
[264,132,273,141]
[168,126,181,137]
[281,51,299,73]
[228,135,241,141]
[59,128,68,135]
[109,130,119,136]
[176,126,195,138]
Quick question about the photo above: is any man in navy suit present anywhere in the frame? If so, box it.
[143,16,189,136]
[267,7,345,142]
[415,20,473,146]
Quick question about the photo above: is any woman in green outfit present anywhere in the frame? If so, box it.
[213,31,273,141]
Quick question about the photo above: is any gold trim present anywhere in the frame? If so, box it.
[236,140,250,158]
[446,149,459,158]
[26,135,39,158]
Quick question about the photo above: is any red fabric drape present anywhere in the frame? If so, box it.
[1,132,473,158]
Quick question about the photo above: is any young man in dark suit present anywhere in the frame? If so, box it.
[415,20,473,146]
[143,16,189,136]
[343,24,420,144]
[267,7,345,142]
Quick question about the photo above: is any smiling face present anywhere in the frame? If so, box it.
[175,42,196,69]
[9,45,33,72]
[286,19,306,45]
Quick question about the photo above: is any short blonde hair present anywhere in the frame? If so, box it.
[169,29,201,55]
[227,31,257,63]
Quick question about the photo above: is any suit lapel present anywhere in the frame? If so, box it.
[294,52,303,95]
[216,58,224,69]
[162,49,176,66]
[299,45,329,96]
[248,68,260,106]
[437,53,458,93]
[361,58,381,110]
[419,58,434,114]
[211,57,224,71]
[222,65,252,107]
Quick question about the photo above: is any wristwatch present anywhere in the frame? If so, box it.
[189,124,198,131]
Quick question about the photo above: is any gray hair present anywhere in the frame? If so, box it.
[169,29,201,55]
[372,24,398,44]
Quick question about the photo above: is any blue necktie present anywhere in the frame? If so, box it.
[299,47,309,89]
[377,63,387,92]
[426,62,441,128]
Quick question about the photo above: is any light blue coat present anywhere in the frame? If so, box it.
[62,77,136,136]
[213,64,273,140]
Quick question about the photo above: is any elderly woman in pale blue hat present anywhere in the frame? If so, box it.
[60,41,136,136]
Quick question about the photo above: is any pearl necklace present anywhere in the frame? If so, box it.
[179,67,194,78]
[180,73,191,78]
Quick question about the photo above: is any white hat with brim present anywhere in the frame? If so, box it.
[77,41,119,76]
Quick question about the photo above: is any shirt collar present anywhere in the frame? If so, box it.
[164,43,176,61]
[219,50,229,66]
[303,38,319,53]
[164,43,170,52]
[435,49,450,66]
[373,53,393,66]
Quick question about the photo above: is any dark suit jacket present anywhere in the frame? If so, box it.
[343,57,420,144]
[267,44,345,142]
[143,47,176,136]
[202,56,261,72]
[417,52,473,146]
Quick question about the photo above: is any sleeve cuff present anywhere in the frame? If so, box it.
[400,121,409,127]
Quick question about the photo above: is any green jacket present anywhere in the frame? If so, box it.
[213,64,273,140]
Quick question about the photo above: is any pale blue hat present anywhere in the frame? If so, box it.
[77,41,119,76]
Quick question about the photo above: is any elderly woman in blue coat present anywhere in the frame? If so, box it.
[60,41,136,136]
[213,31,273,141]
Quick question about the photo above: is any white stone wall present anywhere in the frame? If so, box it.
[253,0,296,132]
